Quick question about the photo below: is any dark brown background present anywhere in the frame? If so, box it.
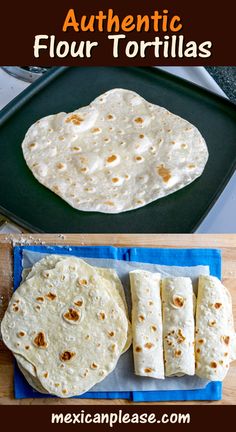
[0,405,234,431]
[0,0,234,65]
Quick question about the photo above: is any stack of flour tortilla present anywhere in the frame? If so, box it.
[22,88,208,213]
[130,271,236,381]
[1,255,131,398]
[2,258,236,398]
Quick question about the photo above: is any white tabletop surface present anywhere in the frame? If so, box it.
[0,66,235,233]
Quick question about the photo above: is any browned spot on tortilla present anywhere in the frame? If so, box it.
[214,302,222,309]
[177,329,186,344]
[56,162,65,170]
[174,349,182,357]
[79,279,88,285]
[45,292,57,301]
[33,332,47,349]
[139,134,144,138]
[181,143,188,149]
[44,372,48,378]
[74,300,83,307]
[148,301,154,306]
[157,165,171,182]
[112,177,119,183]
[135,156,143,161]
[188,164,196,169]
[173,296,184,308]
[107,114,114,120]
[208,320,216,327]
[90,362,98,369]
[104,201,115,206]
[224,352,228,357]
[98,312,106,320]
[36,297,44,302]
[219,360,224,365]
[196,348,201,354]
[72,146,81,151]
[221,336,230,345]
[18,331,25,337]
[25,346,30,350]
[91,127,101,133]
[13,304,19,312]
[62,389,67,394]
[145,342,154,349]
[144,368,154,373]
[109,344,116,352]
[60,351,76,362]
[151,325,157,332]
[29,143,36,148]
[198,339,205,344]
[210,361,217,368]
[107,154,117,163]
[80,167,88,173]
[138,315,145,322]
[135,346,142,353]
[65,114,84,125]
[134,117,144,124]
[64,308,80,322]
[108,331,115,337]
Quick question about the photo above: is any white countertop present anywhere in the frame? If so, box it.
[0,66,235,233]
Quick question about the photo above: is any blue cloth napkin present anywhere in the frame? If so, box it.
[13,245,222,402]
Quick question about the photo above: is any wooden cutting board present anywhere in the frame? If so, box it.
[0,233,236,405]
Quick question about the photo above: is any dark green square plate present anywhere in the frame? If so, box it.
[0,67,235,233]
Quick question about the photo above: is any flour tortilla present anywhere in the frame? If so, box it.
[195,275,236,381]
[130,270,164,379]
[16,355,48,394]
[24,254,132,353]
[162,277,195,377]
[22,88,208,213]
[16,255,131,395]
[1,257,128,397]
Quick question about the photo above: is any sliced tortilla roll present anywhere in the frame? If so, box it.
[130,270,164,379]
[195,275,236,381]
[162,277,195,376]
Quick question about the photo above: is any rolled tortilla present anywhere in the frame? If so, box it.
[130,270,164,379]
[162,277,195,376]
[195,275,236,381]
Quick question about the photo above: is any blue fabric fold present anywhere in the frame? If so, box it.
[13,245,222,401]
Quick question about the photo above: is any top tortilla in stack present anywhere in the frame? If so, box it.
[1,256,129,398]
[22,88,208,213]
